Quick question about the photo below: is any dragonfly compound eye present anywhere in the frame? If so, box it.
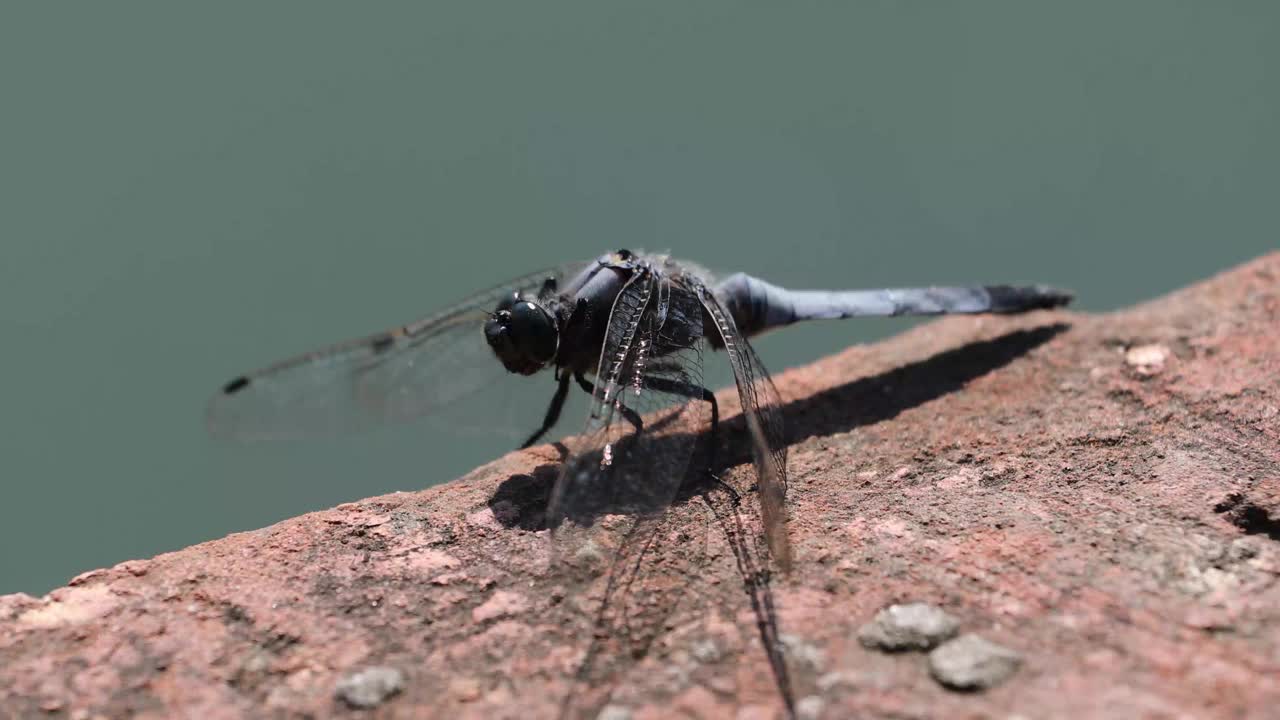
[483,300,558,375]
[494,291,522,313]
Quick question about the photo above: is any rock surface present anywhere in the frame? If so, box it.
[3,254,1279,719]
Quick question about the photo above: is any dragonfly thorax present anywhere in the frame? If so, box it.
[484,295,559,376]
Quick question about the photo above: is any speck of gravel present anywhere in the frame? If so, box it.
[780,633,827,671]
[796,695,825,720]
[858,602,960,652]
[573,540,606,570]
[928,634,1022,691]
[691,639,722,664]
[335,666,406,708]
[597,705,633,720]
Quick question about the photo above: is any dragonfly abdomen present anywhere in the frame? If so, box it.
[715,272,1072,338]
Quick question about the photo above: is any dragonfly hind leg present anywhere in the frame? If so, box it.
[571,370,734,500]
[641,376,735,501]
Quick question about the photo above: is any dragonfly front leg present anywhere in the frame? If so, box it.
[519,371,572,449]
[573,371,643,435]
[536,276,558,301]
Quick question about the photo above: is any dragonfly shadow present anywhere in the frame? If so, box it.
[487,322,1066,719]
[487,322,1069,529]
[487,462,561,531]
[773,321,1070,449]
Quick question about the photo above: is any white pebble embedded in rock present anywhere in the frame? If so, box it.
[335,666,406,708]
[597,705,633,720]
[857,602,960,652]
[1124,344,1169,375]
[928,634,1022,691]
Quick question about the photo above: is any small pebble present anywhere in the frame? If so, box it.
[335,666,406,708]
[780,633,827,670]
[1125,344,1169,375]
[858,602,960,652]
[691,639,722,664]
[573,539,606,569]
[597,705,633,720]
[796,696,825,720]
[928,634,1022,691]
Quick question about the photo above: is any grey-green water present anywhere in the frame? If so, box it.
[3,3,1276,595]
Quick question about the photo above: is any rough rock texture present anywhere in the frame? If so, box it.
[3,254,1279,719]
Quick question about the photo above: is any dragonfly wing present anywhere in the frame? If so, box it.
[206,263,587,440]
[698,284,793,572]
[547,269,712,572]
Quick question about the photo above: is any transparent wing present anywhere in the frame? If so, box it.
[206,262,588,440]
[699,283,794,572]
[547,268,712,573]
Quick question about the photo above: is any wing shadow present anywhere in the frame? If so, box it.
[556,503,711,719]
[698,485,797,718]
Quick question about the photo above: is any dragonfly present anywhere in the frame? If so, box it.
[207,249,1071,572]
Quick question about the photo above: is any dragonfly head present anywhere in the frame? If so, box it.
[484,293,559,375]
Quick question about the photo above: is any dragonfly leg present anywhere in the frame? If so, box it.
[536,275,558,300]
[573,371,643,434]
[519,371,572,449]
[643,377,727,495]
